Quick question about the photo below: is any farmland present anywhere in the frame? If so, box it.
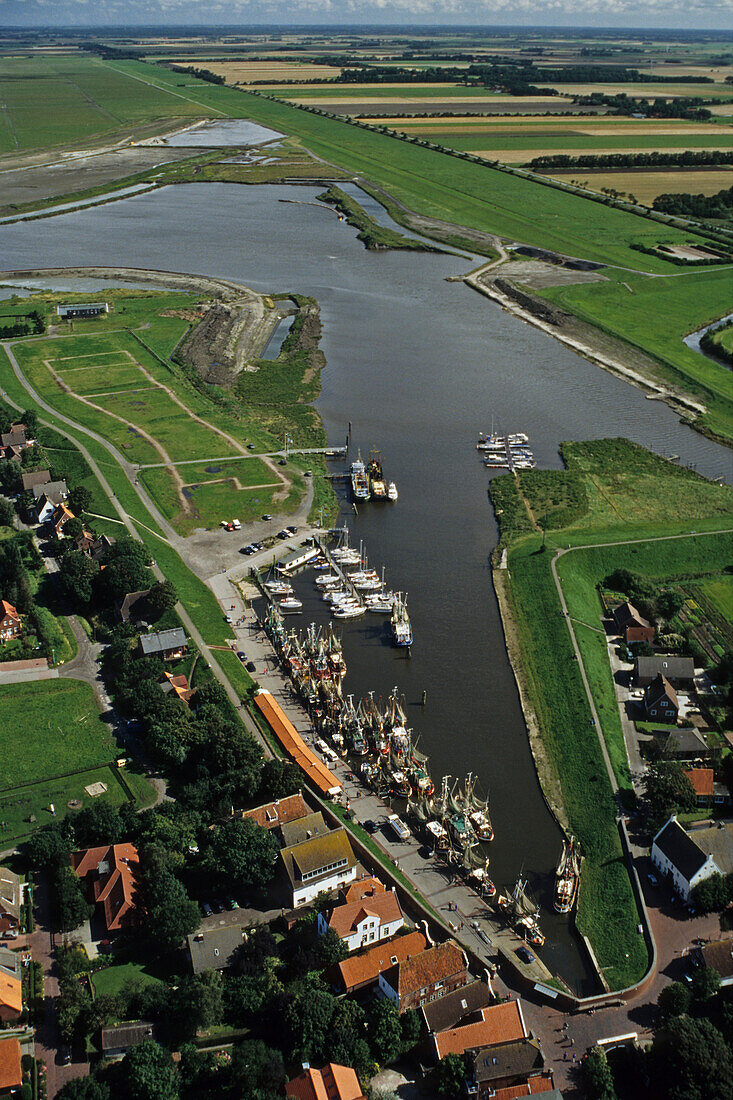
[548,170,733,205]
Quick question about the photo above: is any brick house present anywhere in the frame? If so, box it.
[20,468,50,493]
[0,602,21,642]
[433,1000,528,1061]
[286,1063,365,1100]
[0,426,28,461]
[0,1036,22,1094]
[683,768,730,809]
[613,601,655,645]
[643,674,679,721]
[333,930,427,995]
[138,628,186,661]
[71,844,140,934]
[241,793,309,834]
[464,1039,548,1097]
[378,941,469,1013]
[31,480,68,523]
[0,870,21,933]
[318,877,404,953]
[51,502,75,538]
[280,827,358,908]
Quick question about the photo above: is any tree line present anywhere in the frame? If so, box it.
[527,150,733,171]
[653,184,733,220]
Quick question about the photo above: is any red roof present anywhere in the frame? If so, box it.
[286,1063,364,1100]
[337,930,427,992]
[684,768,715,798]
[71,844,140,932]
[492,1076,555,1099]
[0,601,19,622]
[434,1001,527,1060]
[382,941,467,999]
[0,1037,21,1091]
[242,793,309,830]
[327,879,402,938]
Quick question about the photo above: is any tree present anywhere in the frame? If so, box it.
[642,763,696,827]
[691,965,721,1003]
[315,926,348,969]
[56,1077,111,1100]
[0,497,14,528]
[119,1040,179,1100]
[401,1007,422,1051]
[137,851,200,954]
[692,873,732,914]
[146,580,178,618]
[208,818,279,888]
[54,865,92,933]
[229,1039,285,1095]
[57,973,93,1043]
[25,822,72,868]
[63,517,85,542]
[68,486,93,515]
[171,972,223,1038]
[581,1048,617,1100]
[284,979,336,1061]
[258,757,301,801]
[59,551,99,605]
[71,801,124,847]
[658,981,692,1018]
[367,998,402,1065]
[434,1053,466,1098]
[223,974,266,1024]
[652,1015,733,1100]
[327,997,370,1076]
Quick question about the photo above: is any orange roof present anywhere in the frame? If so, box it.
[383,941,467,999]
[0,601,19,622]
[0,1037,21,1090]
[71,843,140,933]
[286,1063,364,1100]
[492,1075,555,1099]
[434,1001,527,1060]
[684,768,715,798]
[254,690,341,797]
[242,793,309,830]
[337,930,427,992]
[0,973,22,1016]
[328,885,402,939]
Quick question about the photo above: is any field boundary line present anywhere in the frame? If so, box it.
[102,61,228,117]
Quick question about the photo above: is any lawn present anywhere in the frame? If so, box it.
[109,60,724,273]
[91,960,165,998]
[139,460,283,534]
[0,680,115,789]
[695,574,733,626]
[0,765,136,845]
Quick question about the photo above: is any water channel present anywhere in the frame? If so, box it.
[0,182,730,993]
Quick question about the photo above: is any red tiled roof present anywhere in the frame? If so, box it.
[242,793,309,830]
[0,973,21,1016]
[383,941,467,998]
[434,1001,527,1060]
[684,768,715,798]
[0,601,19,622]
[328,883,402,938]
[71,843,140,932]
[492,1075,555,1099]
[0,1037,21,1090]
[337,930,427,992]
[285,1063,364,1100]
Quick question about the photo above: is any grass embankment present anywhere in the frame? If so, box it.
[316,184,440,251]
[701,320,733,367]
[491,438,733,990]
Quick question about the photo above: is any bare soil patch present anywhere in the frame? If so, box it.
[548,168,733,205]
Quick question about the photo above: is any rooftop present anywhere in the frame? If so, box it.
[285,1062,364,1100]
[32,479,67,502]
[382,941,467,998]
[469,1038,545,1084]
[637,655,695,681]
[434,1001,527,1060]
[0,868,20,921]
[101,1022,156,1051]
[653,817,707,882]
[139,628,186,656]
[0,1037,21,1092]
[0,972,21,1015]
[280,811,330,849]
[71,843,140,932]
[242,793,309,831]
[337,930,427,992]
[327,884,402,939]
[0,948,21,982]
[492,1079,557,1099]
[423,979,492,1034]
[684,768,715,798]
[187,923,248,975]
[695,937,733,980]
[664,727,709,755]
[614,601,651,630]
[281,828,356,884]
[646,674,678,709]
[690,822,733,877]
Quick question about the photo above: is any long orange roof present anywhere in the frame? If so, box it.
[255,690,341,797]
[434,1000,527,1060]
[0,1037,21,1090]
[0,973,21,1015]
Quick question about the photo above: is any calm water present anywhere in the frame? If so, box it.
[164,119,283,146]
[0,183,730,992]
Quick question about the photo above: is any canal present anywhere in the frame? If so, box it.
[0,181,729,993]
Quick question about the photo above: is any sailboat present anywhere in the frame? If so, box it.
[554,836,581,915]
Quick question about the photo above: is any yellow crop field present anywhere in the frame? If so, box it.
[203,61,344,83]
[547,168,733,204]
[372,119,733,136]
[544,81,733,98]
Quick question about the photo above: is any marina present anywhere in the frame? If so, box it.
[478,431,537,471]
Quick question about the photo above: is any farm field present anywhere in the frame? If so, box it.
[199,61,344,83]
[0,55,215,155]
[694,574,733,627]
[547,170,733,204]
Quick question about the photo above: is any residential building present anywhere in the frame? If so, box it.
[57,302,109,319]
[318,877,404,952]
[31,479,68,522]
[138,628,187,661]
[465,1038,546,1097]
[73,530,95,554]
[160,672,195,707]
[433,1000,528,1061]
[663,726,712,761]
[0,971,22,1024]
[20,468,50,492]
[643,674,678,722]
[280,811,330,848]
[0,426,28,461]
[651,816,733,900]
[334,930,427,995]
[0,603,21,642]
[474,1074,557,1099]
[378,941,469,1013]
[117,589,152,625]
[0,950,20,984]
[50,502,75,538]
[422,979,492,1034]
[280,827,358,908]
[187,923,248,975]
[90,534,115,561]
[635,655,695,689]
[71,843,140,933]
[0,870,21,933]
[285,1063,365,1100]
[692,938,733,986]
[101,1022,157,1059]
[613,601,654,645]
[0,1036,22,1095]
[682,768,729,807]
[242,793,309,833]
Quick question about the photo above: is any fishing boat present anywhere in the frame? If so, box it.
[366,596,394,613]
[498,876,545,948]
[554,836,581,915]
[517,915,546,948]
[448,807,474,850]
[390,592,413,647]
[408,745,435,798]
[425,818,450,851]
[389,769,411,797]
[350,451,370,501]
[367,449,388,501]
[360,760,381,785]
[464,774,494,842]
[467,853,496,898]
[388,482,398,502]
[316,572,341,588]
[279,596,303,613]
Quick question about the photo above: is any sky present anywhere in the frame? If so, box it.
[2,1,733,29]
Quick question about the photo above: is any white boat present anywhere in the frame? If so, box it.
[264,580,293,595]
[279,596,303,612]
[316,573,341,587]
[388,482,398,501]
[333,604,366,619]
[353,577,382,592]
[332,548,361,565]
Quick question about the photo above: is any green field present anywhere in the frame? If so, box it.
[0,55,214,155]
[493,439,733,989]
[696,574,733,625]
[394,130,733,155]
[90,960,166,998]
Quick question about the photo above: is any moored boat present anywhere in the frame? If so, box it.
[390,592,413,647]
[350,451,370,501]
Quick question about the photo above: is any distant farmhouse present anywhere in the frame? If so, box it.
[57,302,109,319]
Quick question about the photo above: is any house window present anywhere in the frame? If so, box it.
[650,709,657,717]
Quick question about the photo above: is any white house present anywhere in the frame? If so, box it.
[650,815,733,901]
[317,876,404,952]
[280,827,357,908]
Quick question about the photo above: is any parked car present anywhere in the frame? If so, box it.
[278,459,287,466]
[201,902,213,917]
[237,651,246,662]
[277,530,290,540]
[286,525,298,534]
[516,946,535,965]
[246,661,256,673]
[648,872,659,887]
[225,615,233,624]
[262,514,273,521]
[247,443,256,450]
[304,470,312,478]
[363,819,378,835]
